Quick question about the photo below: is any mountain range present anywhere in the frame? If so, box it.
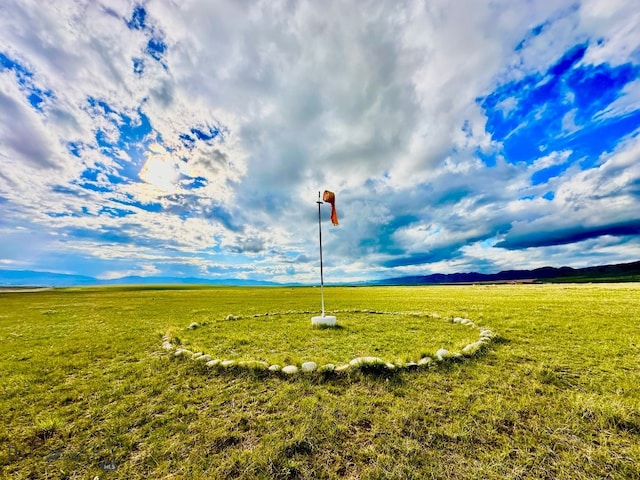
[1,260,639,288]
[0,270,280,287]
[367,260,640,285]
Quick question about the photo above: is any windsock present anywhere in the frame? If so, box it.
[323,190,339,226]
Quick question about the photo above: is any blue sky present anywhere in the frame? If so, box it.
[0,0,639,284]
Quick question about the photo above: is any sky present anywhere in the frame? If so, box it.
[0,0,639,284]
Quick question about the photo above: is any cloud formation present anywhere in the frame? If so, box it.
[0,0,639,283]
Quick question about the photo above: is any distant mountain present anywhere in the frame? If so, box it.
[0,270,98,287]
[369,260,640,285]
[0,270,281,287]
[2,260,639,288]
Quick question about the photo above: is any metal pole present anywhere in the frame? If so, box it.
[316,191,325,316]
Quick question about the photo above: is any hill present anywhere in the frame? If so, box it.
[370,260,640,285]
[1,260,639,287]
[0,270,280,287]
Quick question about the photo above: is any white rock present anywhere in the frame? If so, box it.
[418,357,433,366]
[480,329,493,338]
[206,359,221,367]
[282,365,298,374]
[196,354,212,362]
[162,342,173,350]
[462,342,480,354]
[301,361,317,372]
[220,360,235,367]
[349,356,384,367]
[435,348,449,361]
[334,364,351,373]
[225,314,239,320]
[385,363,396,370]
[187,322,199,330]
[268,364,281,372]
[192,352,203,359]
[311,315,337,326]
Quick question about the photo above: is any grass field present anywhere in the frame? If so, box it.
[1,284,639,479]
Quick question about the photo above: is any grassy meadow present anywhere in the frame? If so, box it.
[1,284,639,479]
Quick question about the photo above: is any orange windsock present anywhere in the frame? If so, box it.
[323,190,339,226]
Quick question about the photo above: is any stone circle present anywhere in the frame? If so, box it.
[161,309,497,376]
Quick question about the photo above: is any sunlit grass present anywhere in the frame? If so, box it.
[175,311,479,366]
[1,284,639,479]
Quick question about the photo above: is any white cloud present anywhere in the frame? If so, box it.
[579,0,640,66]
[594,79,640,121]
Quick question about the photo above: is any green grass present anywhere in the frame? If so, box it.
[175,310,480,366]
[1,284,639,479]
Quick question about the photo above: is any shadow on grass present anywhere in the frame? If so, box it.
[311,324,346,330]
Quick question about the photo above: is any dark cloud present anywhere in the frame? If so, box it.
[0,86,57,169]
[497,220,640,249]
[228,236,265,254]
[382,248,463,268]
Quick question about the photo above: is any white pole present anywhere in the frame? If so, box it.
[316,191,325,316]
[311,191,336,326]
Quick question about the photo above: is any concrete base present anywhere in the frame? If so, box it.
[311,315,337,327]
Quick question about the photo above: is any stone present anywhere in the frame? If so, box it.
[334,364,351,373]
[282,365,298,374]
[196,354,212,362]
[268,364,281,372]
[418,357,433,367]
[206,359,221,367]
[220,360,235,367]
[301,361,317,372]
[311,315,337,326]
[463,342,483,355]
[480,329,494,339]
[435,348,449,361]
[349,356,384,367]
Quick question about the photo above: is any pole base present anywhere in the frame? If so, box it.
[311,315,337,327]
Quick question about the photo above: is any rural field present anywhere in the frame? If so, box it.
[1,284,639,479]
